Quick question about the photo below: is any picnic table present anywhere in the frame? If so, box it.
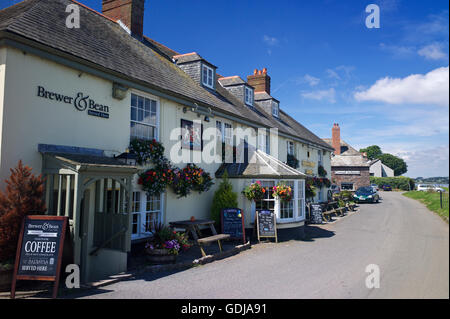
[169,219,230,257]
[321,201,346,222]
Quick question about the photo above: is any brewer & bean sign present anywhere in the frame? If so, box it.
[11,216,68,299]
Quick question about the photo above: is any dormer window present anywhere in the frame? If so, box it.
[202,64,214,89]
[272,101,279,117]
[245,86,254,106]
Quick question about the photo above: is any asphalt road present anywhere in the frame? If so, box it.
[77,192,449,299]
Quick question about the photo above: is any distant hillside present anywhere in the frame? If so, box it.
[414,177,449,184]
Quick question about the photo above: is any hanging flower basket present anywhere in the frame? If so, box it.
[243,181,266,202]
[138,166,173,197]
[272,184,293,202]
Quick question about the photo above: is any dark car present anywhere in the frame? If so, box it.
[381,184,392,191]
[353,186,380,203]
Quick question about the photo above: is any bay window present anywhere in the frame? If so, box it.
[252,179,305,224]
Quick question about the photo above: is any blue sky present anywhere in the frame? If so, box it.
[1,0,449,178]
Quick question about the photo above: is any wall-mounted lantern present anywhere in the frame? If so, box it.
[112,83,129,100]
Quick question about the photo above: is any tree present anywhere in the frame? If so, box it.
[359,145,382,160]
[377,153,408,176]
[0,161,46,262]
[210,171,238,230]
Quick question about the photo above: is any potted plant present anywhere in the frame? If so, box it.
[272,183,293,202]
[242,181,266,202]
[144,223,191,264]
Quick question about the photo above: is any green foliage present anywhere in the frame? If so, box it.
[377,153,408,176]
[211,172,238,228]
[339,190,353,201]
[286,154,299,169]
[370,176,415,191]
[359,145,382,160]
[359,145,408,175]
[318,165,328,177]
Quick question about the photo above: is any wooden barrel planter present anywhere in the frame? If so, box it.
[145,248,177,264]
[0,268,13,292]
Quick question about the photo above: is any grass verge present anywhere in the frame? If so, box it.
[403,191,449,223]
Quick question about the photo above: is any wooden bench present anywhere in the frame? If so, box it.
[169,219,231,257]
[197,234,231,257]
[322,209,335,222]
[346,202,357,211]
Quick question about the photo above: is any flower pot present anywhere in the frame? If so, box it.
[0,268,14,292]
[145,248,177,264]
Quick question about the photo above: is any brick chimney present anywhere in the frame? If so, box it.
[332,123,341,155]
[247,68,271,94]
[102,0,145,38]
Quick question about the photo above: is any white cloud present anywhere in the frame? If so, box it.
[300,74,320,86]
[418,43,448,60]
[302,88,336,103]
[354,66,449,106]
[263,35,278,46]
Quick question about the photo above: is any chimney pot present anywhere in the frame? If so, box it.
[248,68,271,94]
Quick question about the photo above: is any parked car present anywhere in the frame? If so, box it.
[381,184,392,191]
[417,184,444,192]
[370,184,379,192]
[353,186,380,203]
[330,184,340,194]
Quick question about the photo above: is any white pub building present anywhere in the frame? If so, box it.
[0,0,333,282]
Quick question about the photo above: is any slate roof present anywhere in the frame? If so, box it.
[322,138,360,155]
[0,0,333,151]
[215,150,307,179]
[218,76,246,86]
[331,155,370,167]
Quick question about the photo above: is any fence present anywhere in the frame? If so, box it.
[440,191,449,210]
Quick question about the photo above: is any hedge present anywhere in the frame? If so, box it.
[370,176,415,191]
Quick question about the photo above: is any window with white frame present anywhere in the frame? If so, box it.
[272,101,279,118]
[318,150,323,165]
[202,64,214,89]
[279,180,305,222]
[131,191,162,240]
[216,121,233,161]
[255,181,276,213]
[258,132,270,154]
[245,86,254,106]
[131,93,158,141]
[287,141,295,156]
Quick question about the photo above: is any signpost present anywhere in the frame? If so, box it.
[256,210,277,243]
[221,208,246,244]
[11,216,69,299]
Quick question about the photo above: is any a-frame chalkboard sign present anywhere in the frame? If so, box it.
[221,208,246,244]
[256,210,278,243]
[10,215,69,299]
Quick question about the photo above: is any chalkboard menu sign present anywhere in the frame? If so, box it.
[310,204,323,224]
[256,210,278,243]
[221,208,246,243]
[11,216,68,299]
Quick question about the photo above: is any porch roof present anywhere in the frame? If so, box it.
[41,152,139,174]
[215,150,307,180]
